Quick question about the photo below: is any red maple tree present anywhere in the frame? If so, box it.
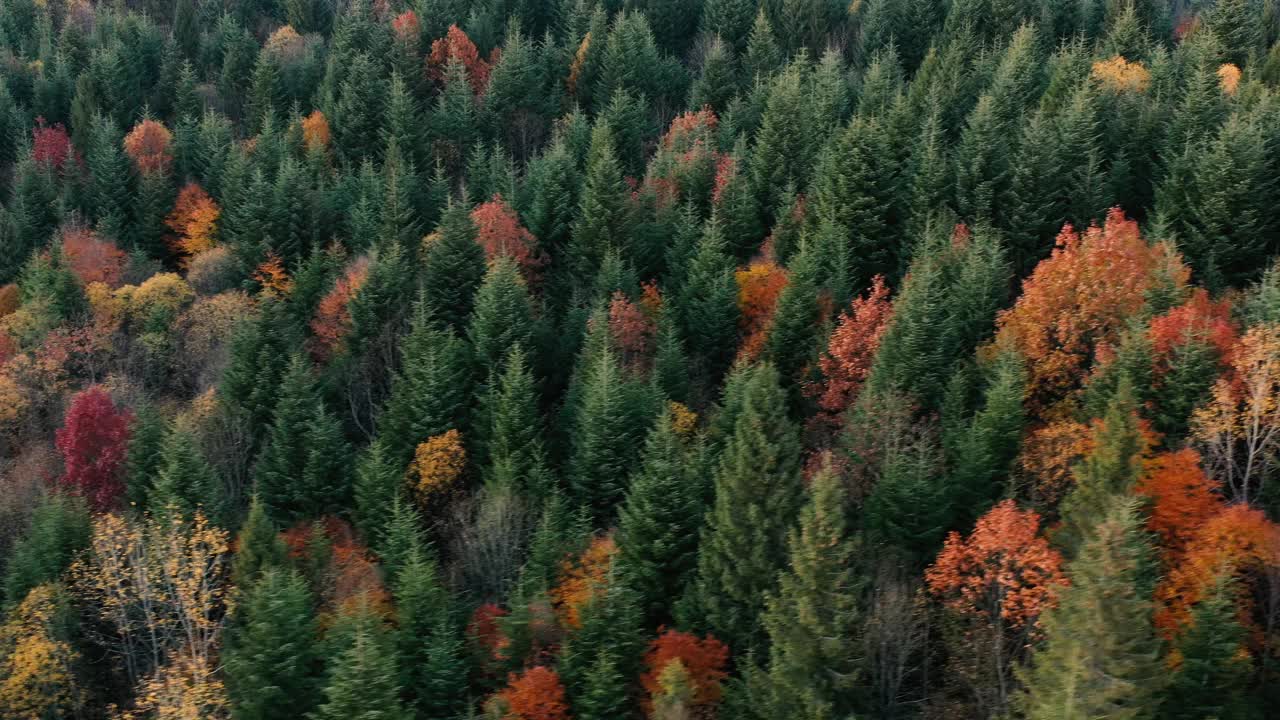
[53,386,132,511]
[813,275,894,428]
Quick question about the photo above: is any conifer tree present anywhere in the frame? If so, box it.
[231,495,287,592]
[946,350,1028,524]
[566,122,630,297]
[467,256,536,380]
[378,304,474,463]
[225,568,320,720]
[1018,500,1163,720]
[677,215,740,385]
[2,494,90,608]
[150,423,221,519]
[482,345,552,498]
[1056,382,1145,554]
[1161,574,1255,720]
[312,609,409,720]
[616,406,708,627]
[750,62,814,222]
[352,439,403,549]
[395,545,466,719]
[253,354,350,524]
[753,463,865,719]
[422,205,487,331]
[764,237,823,389]
[124,403,168,509]
[685,363,802,654]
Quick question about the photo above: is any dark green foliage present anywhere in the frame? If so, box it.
[615,407,708,627]
[1161,576,1257,720]
[150,423,221,518]
[2,494,90,608]
[225,569,320,720]
[312,607,409,720]
[422,205,487,331]
[684,363,802,654]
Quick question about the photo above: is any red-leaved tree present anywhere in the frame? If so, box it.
[639,629,730,716]
[60,227,127,288]
[495,666,570,720]
[54,386,132,511]
[427,25,492,93]
[32,118,77,171]
[471,195,545,282]
[812,275,894,432]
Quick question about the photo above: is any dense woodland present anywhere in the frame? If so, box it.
[5,0,1280,718]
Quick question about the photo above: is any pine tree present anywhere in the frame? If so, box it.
[568,347,657,521]
[566,122,630,298]
[482,345,552,498]
[231,495,287,592]
[743,10,784,82]
[86,113,131,240]
[150,423,221,519]
[312,610,409,720]
[764,236,823,389]
[616,406,708,627]
[253,354,349,524]
[701,0,757,53]
[574,651,631,720]
[689,35,738,114]
[225,568,320,720]
[685,363,802,654]
[352,439,403,549]
[124,403,168,509]
[1018,499,1163,720]
[2,494,90,608]
[750,62,815,222]
[422,204,487,331]
[221,301,296,442]
[754,463,865,719]
[946,350,1027,524]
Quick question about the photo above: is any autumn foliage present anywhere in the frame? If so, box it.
[925,500,1066,630]
[471,195,545,280]
[301,111,331,153]
[53,386,132,511]
[427,25,491,93]
[608,291,657,373]
[60,228,127,288]
[252,252,294,297]
[814,275,894,426]
[165,184,221,264]
[639,629,730,715]
[123,119,173,175]
[31,118,77,171]
[735,257,788,362]
[412,429,467,504]
[309,257,370,361]
[1137,449,1223,559]
[1090,56,1151,94]
[994,208,1188,414]
[550,535,617,629]
[495,666,570,720]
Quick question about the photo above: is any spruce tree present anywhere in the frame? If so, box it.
[754,463,865,719]
[225,568,320,720]
[616,407,708,627]
[379,303,473,464]
[422,205,486,331]
[352,439,403,549]
[946,350,1028,524]
[685,363,803,654]
[395,545,466,719]
[467,256,536,380]
[150,423,221,519]
[481,345,552,498]
[566,122,630,297]
[2,494,90,608]
[1018,500,1163,720]
[124,402,168,509]
[1161,575,1255,720]
[677,215,740,386]
[312,609,409,720]
[230,495,287,592]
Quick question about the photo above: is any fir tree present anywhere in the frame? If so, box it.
[677,215,740,385]
[2,494,90,608]
[1018,500,1163,720]
[1161,575,1256,720]
[395,545,466,719]
[379,304,473,464]
[422,204,487,331]
[312,609,410,720]
[467,256,536,380]
[685,363,803,654]
[225,568,320,720]
[754,463,865,719]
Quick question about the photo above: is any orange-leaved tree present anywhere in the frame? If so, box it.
[812,274,894,432]
[1136,448,1224,561]
[427,25,491,93]
[1153,504,1280,640]
[60,227,127,288]
[123,119,173,175]
[309,257,370,361]
[735,256,788,362]
[301,110,331,153]
[639,629,730,716]
[412,429,467,506]
[993,208,1188,416]
[471,195,545,281]
[493,666,570,720]
[165,183,221,265]
[550,535,617,630]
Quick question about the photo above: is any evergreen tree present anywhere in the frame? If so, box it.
[352,439,403,549]
[86,113,131,240]
[684,363,802,654]
[2,494,90,608]
[395,545,466,719]
[750,62,815,223]
[616,406,707,627]
[566,122,630,298]
[467,256,536,380]
[422,204,487,331]
[677,215,740,386]
[379,304,473,464]
[482,345,552,498]
[753,463,865,719]
[150,423,221,519]
[1161,575,1256,720]
[231,495,287,592]
[253,354,350,524]
[123,403,168,509]
[225,568,320,720]
[312,609,409,720]
[1018,500,1163,720]
[945,350,1027,524]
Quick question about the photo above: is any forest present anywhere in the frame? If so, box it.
[2,0,1280,718]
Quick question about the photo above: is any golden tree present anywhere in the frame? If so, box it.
[0,584,83,720]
